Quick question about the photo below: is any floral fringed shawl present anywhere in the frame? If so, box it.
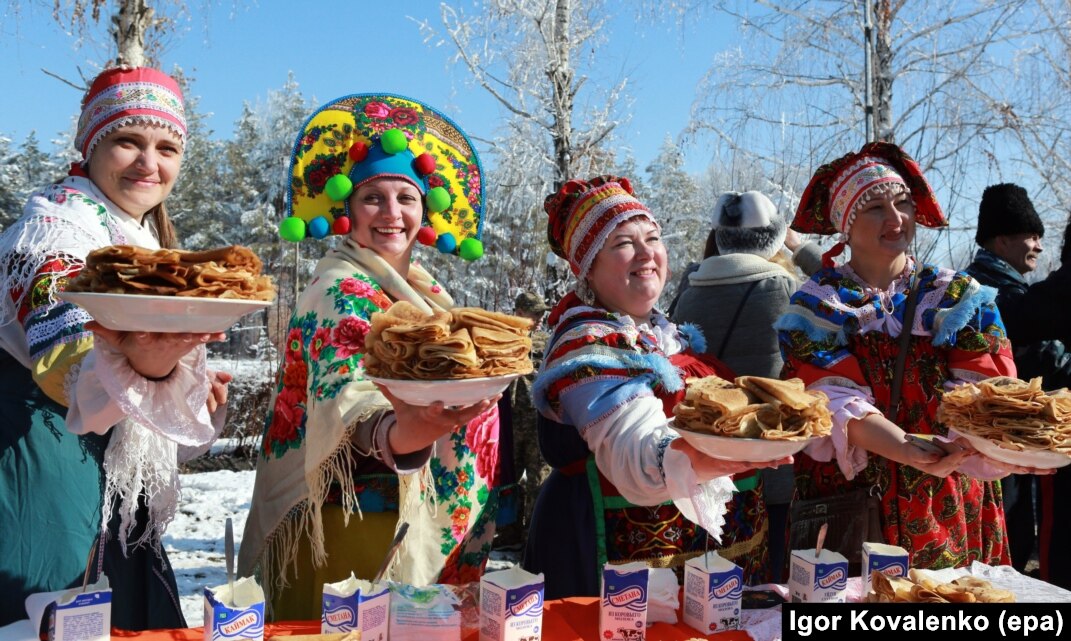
[239,238,499,595]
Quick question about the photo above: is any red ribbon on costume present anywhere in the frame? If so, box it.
[68,162,88,178]
[821,240,847,268]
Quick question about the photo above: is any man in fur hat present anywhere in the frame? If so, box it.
[966,182,1071,578]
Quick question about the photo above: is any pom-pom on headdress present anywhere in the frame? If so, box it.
[792,141,946,267]
[73,67,187,170]
[281,93,485,260]
[544,175,656,279]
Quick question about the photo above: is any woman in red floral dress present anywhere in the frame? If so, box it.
[775,142,1048,569]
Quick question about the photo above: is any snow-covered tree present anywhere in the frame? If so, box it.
[418,0,631,308]
[645,137,705,289]
[0,136,23,229]
[686,0,1050,265]
[15,131,62,192]
[218,74,315,361]
[167,69,228,249]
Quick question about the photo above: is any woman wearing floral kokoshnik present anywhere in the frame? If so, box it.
[239,94,500,619]
[522,176,789,598]
[775,141,1044,569]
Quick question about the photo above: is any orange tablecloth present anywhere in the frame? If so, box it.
[113,597,755,641]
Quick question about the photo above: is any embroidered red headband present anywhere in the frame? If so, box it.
[74,67,187,164]
[792,141,945,237]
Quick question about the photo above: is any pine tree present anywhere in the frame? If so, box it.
[0,136,22,230]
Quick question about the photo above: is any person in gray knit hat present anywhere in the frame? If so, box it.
[672,190,823,582]
[966,182,1070,577]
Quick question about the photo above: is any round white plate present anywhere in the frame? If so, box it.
[670,419,820,462]
[950,428,1071,469]
[367,372,528,406]
[60,291,272,333]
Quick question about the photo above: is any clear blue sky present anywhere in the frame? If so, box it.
[0,1,727,173]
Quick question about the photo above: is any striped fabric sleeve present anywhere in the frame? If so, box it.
[20,256,95,407]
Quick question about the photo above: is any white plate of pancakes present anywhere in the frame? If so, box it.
[949,428,1071,469]
[60,291,272,334]
[670,420,818,462]
[367,372,528,407]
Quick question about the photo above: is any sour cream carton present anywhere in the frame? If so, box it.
[479,566,544,641]
[203,577,265,641]
[862,542,910,593]
[48,577,111,641]
[682,552,742,635]
[322,573,390,640]
[600,562,649,641]
[788,549,848,603]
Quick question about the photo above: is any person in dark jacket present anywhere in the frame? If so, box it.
[965,183,1071,578]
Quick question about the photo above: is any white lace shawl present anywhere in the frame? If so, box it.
[0,175,215,553]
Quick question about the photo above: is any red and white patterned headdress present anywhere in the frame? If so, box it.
[74,67,187,165]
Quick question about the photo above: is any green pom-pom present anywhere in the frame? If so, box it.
[380,128,408,154]
[459,237,484,261]
[279,216,307,242]
[324,174,353,201]
[426,186,452,213]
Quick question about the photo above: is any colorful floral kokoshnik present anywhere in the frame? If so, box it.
[286,94,484,252]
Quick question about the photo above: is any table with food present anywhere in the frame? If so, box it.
[10,279,1071,641]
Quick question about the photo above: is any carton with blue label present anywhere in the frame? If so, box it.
[479,566,544,641]
[600,562,648,641]
[203,577,265,641]
[321,573,390,641]
[48,577,111,641]
[682,552,742,635]
[788,549,848,603]
[862,542,910,593]
[388,583,460,641]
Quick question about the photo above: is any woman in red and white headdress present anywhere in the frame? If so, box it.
[524,175,788,598]
[776,141,1049,569]
[0,67,228,629]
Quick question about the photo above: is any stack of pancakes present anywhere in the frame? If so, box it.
[673,375,832,441]
[867,569,1014,603]
[66,245,275,301]
[938,376,1071,454]
[363,301,533,379]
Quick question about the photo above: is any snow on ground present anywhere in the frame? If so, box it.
[167,469,519,627]
[166,470,255,627]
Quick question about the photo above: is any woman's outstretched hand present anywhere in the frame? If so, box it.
[86,320,224,380]
[670,439,792,483]
[377,384,501,456]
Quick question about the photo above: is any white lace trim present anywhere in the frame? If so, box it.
[0,177,126,330]
[93,344,212,552]
[63,360,82,406]
[101,417,181,554]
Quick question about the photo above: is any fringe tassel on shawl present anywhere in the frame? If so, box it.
[256,420,364,606]
[931,281,996,347]
[306,424,362,568]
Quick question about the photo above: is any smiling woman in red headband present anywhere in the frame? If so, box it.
[775,141,1051,571]
[0,66,229,630]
